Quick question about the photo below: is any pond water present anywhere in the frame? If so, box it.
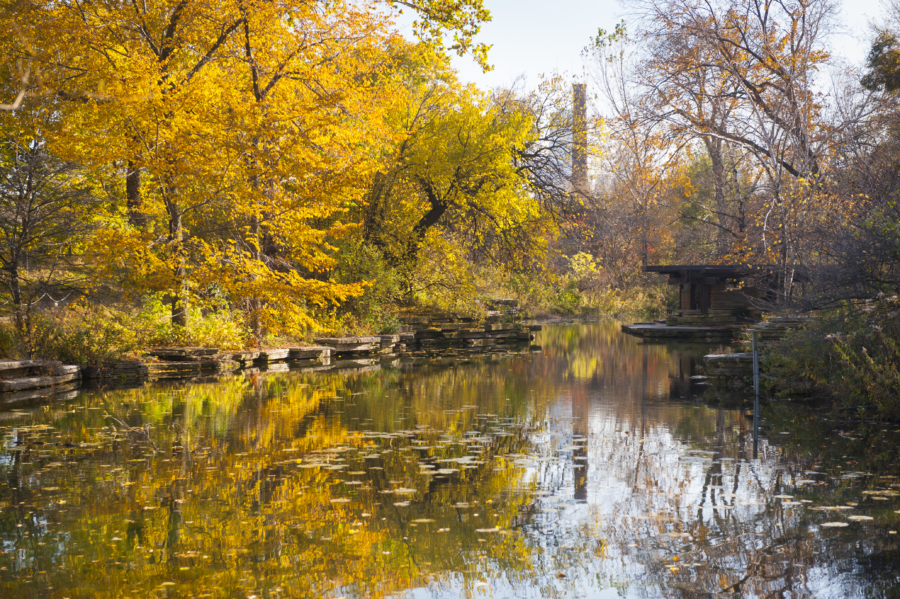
[0,322,899,598]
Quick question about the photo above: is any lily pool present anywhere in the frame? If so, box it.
[0,323,898,598]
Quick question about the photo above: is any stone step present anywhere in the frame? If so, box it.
[0,359,61,372]
[330,344,377,354]
[288,346,332,360]
[229,351,260,362]
[315,336,381,345]
[148,347,220,359]
[256,348,290,362]
[485,323,517,331]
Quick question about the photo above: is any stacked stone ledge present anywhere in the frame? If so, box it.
[0,360,82,393]
[4,301,542,390]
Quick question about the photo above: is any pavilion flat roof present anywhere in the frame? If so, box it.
[644,264,772,276]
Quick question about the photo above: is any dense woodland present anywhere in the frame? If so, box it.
[2,0,900,410]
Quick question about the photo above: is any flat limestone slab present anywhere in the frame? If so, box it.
[149,347,220,358]
[289,346,332,359]
[0,359,60,372]
[331,344,377,353]
[459,331,488,339]
[257,348,290,361]
[51,365,81,376]
[315,336,380,345]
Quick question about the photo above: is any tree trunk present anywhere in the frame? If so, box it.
[126,161,145,228]
[8,264,23,333]
[703,136,730,258]
[407,179,448,264]
[640,203,649,269]
[249,212,263,344]
[167,200,188,327]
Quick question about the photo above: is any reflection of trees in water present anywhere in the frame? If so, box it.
[0,324,897,597]
[0,359,567,598]
[531,326,900,597]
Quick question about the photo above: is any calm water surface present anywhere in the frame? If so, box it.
[1,323,898,598]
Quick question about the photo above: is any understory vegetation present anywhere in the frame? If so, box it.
[764,301,900,421]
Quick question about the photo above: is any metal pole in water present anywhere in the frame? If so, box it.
[752,331,760,458]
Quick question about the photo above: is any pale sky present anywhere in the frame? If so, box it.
[396,0,890,91]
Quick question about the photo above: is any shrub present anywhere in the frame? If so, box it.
[332,242,403,334]
[764,299,900,420]
[24,305,139,366]
[131,294,250,349]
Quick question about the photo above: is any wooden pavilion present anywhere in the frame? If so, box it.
[645,264,772,316]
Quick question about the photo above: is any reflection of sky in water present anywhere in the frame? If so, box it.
[0,322,897,598]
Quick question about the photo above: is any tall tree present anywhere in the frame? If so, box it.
[360,49,552,297]
[1,0,495,337]
[0,136,97,330]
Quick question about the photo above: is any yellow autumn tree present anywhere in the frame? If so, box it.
[0,0,494,341]
[357,46,554,308]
